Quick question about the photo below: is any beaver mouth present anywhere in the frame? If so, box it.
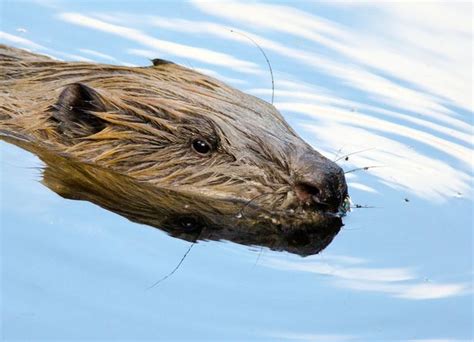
[296,193,351,218]
[282,184,351,220]
[209,189,351,223]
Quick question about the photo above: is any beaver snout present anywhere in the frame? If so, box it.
[293,152,348,213]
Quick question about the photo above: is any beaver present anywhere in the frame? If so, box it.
[0,44,349,256]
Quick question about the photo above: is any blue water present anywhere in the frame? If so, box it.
[1,1,472,340]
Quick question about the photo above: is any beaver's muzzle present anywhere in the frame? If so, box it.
[293,151,348,213]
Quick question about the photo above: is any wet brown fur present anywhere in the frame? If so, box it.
[0,44,319,212]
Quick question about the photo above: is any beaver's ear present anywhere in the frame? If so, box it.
[151,58,174,66]
[52,83,107,138]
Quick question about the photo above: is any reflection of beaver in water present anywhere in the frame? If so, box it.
[0,44,348,255]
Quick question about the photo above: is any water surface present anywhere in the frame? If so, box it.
[1,1,472,340]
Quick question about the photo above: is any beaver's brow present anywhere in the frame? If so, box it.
[181,118,216,138]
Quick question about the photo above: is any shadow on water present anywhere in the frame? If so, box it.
[2,134,343,257]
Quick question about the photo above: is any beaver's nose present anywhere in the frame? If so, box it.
[293,151,347,212]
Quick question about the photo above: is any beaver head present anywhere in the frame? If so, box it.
[0,45,349,255]
[51,67,348,215]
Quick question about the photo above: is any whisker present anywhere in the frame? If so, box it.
[334,148,376,162]
[230,30,275,104]
[146,242,195,290]
[350,204,379,209]
[344,165,383,174]
[253,247,264,268]
[332,146,345,162]
[237,192,273,217]
[342,226,363,231]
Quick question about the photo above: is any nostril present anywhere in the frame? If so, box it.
[294,182,321,204]
[292,153,348,212]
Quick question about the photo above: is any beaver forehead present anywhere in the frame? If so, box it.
[109,64,292,128]
[94,64,302,150]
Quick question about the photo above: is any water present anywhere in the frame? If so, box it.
[1,1,472,340]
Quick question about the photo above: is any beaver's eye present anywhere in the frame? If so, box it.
[192,139,212,155]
